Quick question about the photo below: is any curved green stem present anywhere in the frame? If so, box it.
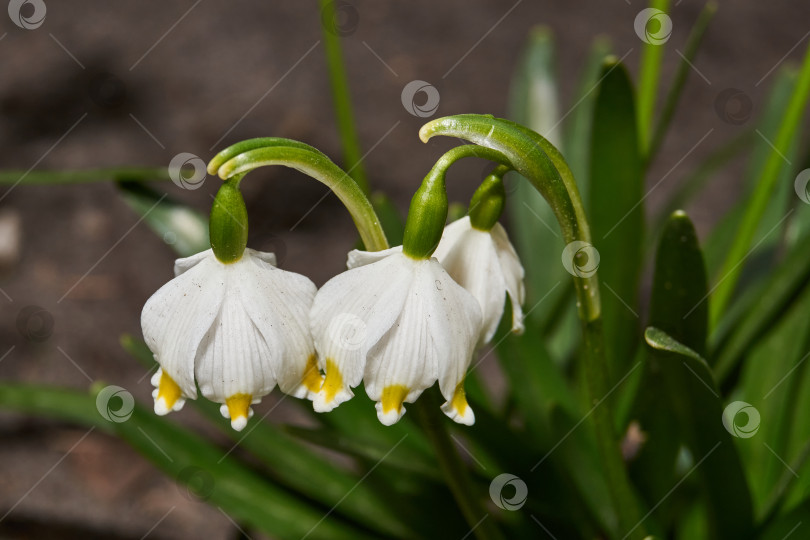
[208,139,388,252]
[420,114,644,539]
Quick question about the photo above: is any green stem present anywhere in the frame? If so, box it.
[412,394,504,540]
[420,115,645,539]
[0,167,170,184]
[209,141,388,252]
[317,0,369,194]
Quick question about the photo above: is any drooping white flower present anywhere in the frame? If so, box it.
[141,248,321,431]
[309,247,482,426]
[433,216,525,344]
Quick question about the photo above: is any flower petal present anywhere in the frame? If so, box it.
[490,222,526,335]
[363,260,442,425]
[434,217,506,343]
[347,245,403,269]
[310,252,413,412]
[238,252,319,400]
[194,268,278,404]
[141,251,225,398]
[173,248,214,277]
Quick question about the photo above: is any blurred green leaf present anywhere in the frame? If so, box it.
[647,2,716,164]
[711,43,810,325]
[0,384,373,540]
[120,335,416,538]
[0,167,169,185]
[507,27,568,324]
[637,0,670,154]
[644,327,754,538]
[735,282,810,515]
[371,192,405,246]
[562,35,612,196]
[548,404,619,537]
[117,181,209,257]
[284,425,441,480]
[711,231,810,384]
[589,59,643,380]
[758,498,810,540]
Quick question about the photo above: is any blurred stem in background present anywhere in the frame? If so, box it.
[318,0,370,194]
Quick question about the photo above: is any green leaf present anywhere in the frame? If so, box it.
[629,212,708,524]
[711,42,810,324]
[589,59,644,379]
[318,0,369,194]
[506,27,568,319]
[117,181,209,257]
[562,35,612,195]
[734,282,810,514]
[644,328,754,538]
[649,211,708,356]
[637,0,670,153]
[647,2,717,164]
[0,384,373,540]
[0,167,170,185]
[371,192,405,246]
[284,425,441,480]
[711,231,810,384]
[119,335,417,538]
[547,404,619,537]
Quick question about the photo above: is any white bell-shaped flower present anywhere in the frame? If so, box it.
[141,248,321,431]
[433,216,525,344]
[309,247,483,426]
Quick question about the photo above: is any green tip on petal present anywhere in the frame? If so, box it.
[209,177,248,263]
[469,165,508,231]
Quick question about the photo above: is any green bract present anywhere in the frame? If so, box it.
[209,177,248,263]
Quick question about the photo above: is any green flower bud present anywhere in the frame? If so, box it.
[469,165,508,231]
[209,177,248,263]
[402,167,448,260]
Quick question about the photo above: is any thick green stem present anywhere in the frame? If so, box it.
[420,115,645,539]
[209,141,388,252]
[412,394,504,540]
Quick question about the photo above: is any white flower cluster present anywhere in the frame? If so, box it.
[141,217,524,430]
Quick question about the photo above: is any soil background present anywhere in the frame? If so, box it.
[0,0,806,538]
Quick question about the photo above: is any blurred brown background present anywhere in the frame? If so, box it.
[0,0,807,538]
